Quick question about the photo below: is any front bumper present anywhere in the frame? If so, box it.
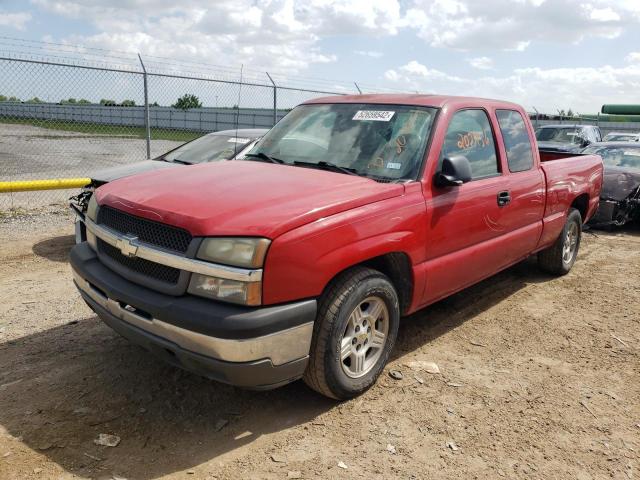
[70,242,317,389]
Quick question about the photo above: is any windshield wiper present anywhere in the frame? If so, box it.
[244,152,285,164]
[293,160,359,176]
[169,158,192,165]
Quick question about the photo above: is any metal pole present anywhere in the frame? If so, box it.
[354,82,362,94]
[266,72,277,126]
[138,53,151,159]
[532,107,539,128]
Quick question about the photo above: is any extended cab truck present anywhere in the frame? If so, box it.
[70,95,603,400]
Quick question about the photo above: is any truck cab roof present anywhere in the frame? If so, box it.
[304,93,524,111]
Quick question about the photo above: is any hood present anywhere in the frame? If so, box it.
[602,165,640,201]
[95,161,405,238]
[91,160,180,184]
[537,141,581,153]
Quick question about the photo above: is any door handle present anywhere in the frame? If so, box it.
[497,190,511,207]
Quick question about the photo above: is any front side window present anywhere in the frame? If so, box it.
[496,109,534,172]
[439,109,499,179]
[248,103,437,180]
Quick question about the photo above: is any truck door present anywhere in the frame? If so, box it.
[421,108,514,305]
[494,109,545,259]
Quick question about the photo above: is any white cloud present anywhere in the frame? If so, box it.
[0,11,32,30]
[31,0,405,72]
[354,50,384,58]
[468,56,493,70]
[625,52,640,63]
[402,0,634,51]
[383,60,640,112]
[588,7,620,22]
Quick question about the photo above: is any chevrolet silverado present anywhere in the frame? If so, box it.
[70,95,603,400]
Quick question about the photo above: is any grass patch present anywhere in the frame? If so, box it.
[0,117,203,142]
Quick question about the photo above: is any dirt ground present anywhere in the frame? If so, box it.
[0,210,638,480]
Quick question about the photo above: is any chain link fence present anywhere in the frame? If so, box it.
[0,55,352,210]
[3,49,640,211]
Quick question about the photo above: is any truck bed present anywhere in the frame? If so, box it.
[539,149,588,162]
[537,153,603,248]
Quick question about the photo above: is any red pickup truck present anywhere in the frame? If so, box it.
[70,95,603,400]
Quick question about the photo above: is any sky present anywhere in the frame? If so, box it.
[1,0,640,113]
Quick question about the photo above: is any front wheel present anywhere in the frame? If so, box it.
[538,208,582,275]
[303,267,400,400]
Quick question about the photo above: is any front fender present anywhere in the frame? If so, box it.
[262,191,427,305]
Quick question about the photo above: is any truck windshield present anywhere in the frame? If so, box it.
[162,134,252,164]
[535,127,582,145]
[246,104,437,180]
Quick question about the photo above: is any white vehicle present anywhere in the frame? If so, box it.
[602,131,640,142]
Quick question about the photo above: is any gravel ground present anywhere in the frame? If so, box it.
[0,123,181,209]
[0,212,638,480]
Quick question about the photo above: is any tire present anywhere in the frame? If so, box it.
[538,208,582,275]
[303,266,400,400]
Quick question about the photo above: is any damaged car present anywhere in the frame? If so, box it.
[582,142,640,227]
[71,128,267,242]
[535,124,602,153]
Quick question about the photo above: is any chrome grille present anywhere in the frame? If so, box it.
[97,205,192,253]
[98,239,181,285]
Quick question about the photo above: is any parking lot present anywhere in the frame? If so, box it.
[1,210,638,480]
[0,123,181,209]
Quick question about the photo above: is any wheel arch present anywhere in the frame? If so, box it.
[571,193,590,223]
[321,252,414,316]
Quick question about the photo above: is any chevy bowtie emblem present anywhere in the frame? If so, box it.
[116,234,139,257]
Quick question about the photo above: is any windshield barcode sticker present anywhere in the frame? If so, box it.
[227,137,250,144]
[353,111,395,122]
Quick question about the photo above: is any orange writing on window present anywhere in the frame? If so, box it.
[457,131,490,150]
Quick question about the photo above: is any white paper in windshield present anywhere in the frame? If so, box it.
[227,137,250,144]
[352,110,395,121]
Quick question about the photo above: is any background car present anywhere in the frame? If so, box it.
[535,124,602,153]
[602,131,640,142]
[72,128,267,241]
[582,141,640,227]
[88,128,267,186]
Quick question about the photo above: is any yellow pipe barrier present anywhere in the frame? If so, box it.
[0,178,91,193]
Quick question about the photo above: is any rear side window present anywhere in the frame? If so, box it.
[439,109,499,179]
[496,110,534,173]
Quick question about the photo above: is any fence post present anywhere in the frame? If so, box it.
[138,54,151,159]
[266,72,277,126]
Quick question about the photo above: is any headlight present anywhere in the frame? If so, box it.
[86,194,98,221]
[188,273,261,306]
[197,237,270,268]
[190,237,270,305]
[86,195,98,250]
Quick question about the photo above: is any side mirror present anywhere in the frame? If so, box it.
[435,156,472,187]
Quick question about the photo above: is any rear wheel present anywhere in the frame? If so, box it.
[538,208,582,275]
[303,267,399,400]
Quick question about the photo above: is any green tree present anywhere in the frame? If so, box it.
[77,99,91,104]
[121,99,136,106]
[8,96,19,102]
[150,101,159,107]
[100,99,116,106]
[567,109,574,117]
[26,97,43,103]
[0,95,7,102]
[172,94,202,110]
